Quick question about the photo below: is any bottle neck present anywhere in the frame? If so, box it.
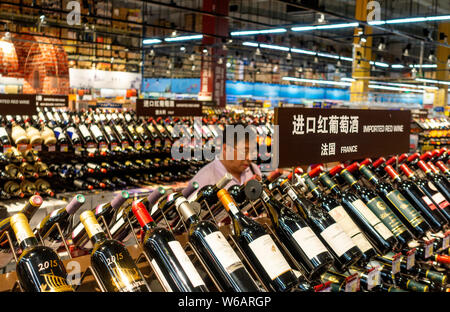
[318,172,342,196]
[340,169,362,192]
[91,232,108,245]
[302,174,323,200]
[360,165,380,185]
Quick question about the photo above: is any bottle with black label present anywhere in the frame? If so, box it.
[80,210,151,292]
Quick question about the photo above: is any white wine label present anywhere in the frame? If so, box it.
[151,259,173,292]
[248,234,292,280]
[292,270,302,279]
[291,227,328,259]
[95,204,106,215]
[0,127,8,138]
[168,240,205,288]
[428,181,438,192]
[373,223,394,240]
[109,218,124,235]
[90,125,103,138]
[104,126,113,135]
[50,208,61,219]
[353,200,394,240]
[287,189,298,201]
[320,223,356,257]
[431,192,449,209]
[79,125,91,138]
[71,222,84,239]
[204,231,243,274]
[422,196,437,210]
[328,205,373,252]
[228,202,240,215]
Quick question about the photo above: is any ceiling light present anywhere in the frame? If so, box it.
[283,77,351,87]
[259,43,289,51]
[191,64,196,71]
[255,47,261,56]
[180,45,186,51]
[286,52,292,61]
[143,38,162,45]
[409,64,437,68]
[391,64,405,69]
[416,78,450,85]
[386,17,427,24]
[317,13,326,23]
[202,48,208,54]
[165,34,203,42]
[231,28,287,36]
[314,56,319,63]
[226,62,231,68]
[341,77,355,82]
[242,42,259,47]
[218,57,223,65]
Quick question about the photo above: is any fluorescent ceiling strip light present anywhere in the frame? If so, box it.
[426,15,450,21]
[143,38,162,45]
[386,17,427,24]
[291,26,316,32]
[374,82,438,90]
[317,52,340,59]
[416,78,450,85]
[259,43,290,51]
[291,48,317,55]
[374,62,389,68]
[341,77,355,82]
[315,22,359,29]
[242,42,259,47]
[369,84,424,93]
[340,56,353,62]
[368,21,386,25]
[409,64,437,68]
[231,28,286,36]
[391,64,405,69]
[283,77,351,87]
[164,34,203,42]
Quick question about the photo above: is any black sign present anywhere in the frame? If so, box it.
[242,101,263,108]
[274,108,411,167]
[136,99,203,117]
[0,94,37,115]
[35,94,68,107]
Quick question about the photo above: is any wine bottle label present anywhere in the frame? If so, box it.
[386,190,426,227]
[427,181,438,192]
[203,231,243,275]
[291,227,329,259]
[109,217,125,236]
[287,188,298,201]
[110,266,147,292]
[90,125,103,139]
[422,196,437,210]
[95,203,106,215]
[340,170,357,186]
[71,222,84,239]
[66,127,79,140]
[79,125,91,138]
[0,127,8,139]
[151,258,173,292]
[320,223,356,257]
[365,197,407,237]
[248,234,292,280]
[228,202,240,215]
[352,199,394,240]
[431,192,449,209]
[328,205,373,253]
[168,240,205,288]
[104,126,113,135]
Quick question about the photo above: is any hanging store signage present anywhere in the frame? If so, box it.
[274,107,411,167]
[242,101,263,108]
[0,94,36,115]
[35,94,68,107]
[136,99,203,117]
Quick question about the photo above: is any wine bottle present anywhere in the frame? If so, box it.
[6,164,25,180]
[317,167,397,255]
[40,121,57,146]
[279,179,362,272]
[359,163,431,238]
[192,173,233,207]
[34,162,53,178]
[0,195,43,267]
[11,213,74,292]
[11,120,29,145]
[73,179,94,191]
[36,194,85,248]
[3,180,25,198]
[339,163,414,250]
[378,265,429,292]
[301,172,377,263]
[20,180,37,196]
[385,165,447,232]
[175,196,260,292]
[80,210,151,292]
[0,125,11,146]
[259,184,334,279]
[34,179,55,197]
[132,201,208,292]
[416,160,450,208]
[25,120,43,145]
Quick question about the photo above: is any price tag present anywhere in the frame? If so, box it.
[344,274,360,292]
[314,281,332,293]
[134,141,141,149]
[99,142,108,151]
[111,142,118,150]
[406,249,416,270]
[17,144,28,152]
[60,144,68,152]
[443,231,450,249]
[122,141,129,149]
[367,267,381,290]
[32,144,42,152]
[392,253,402,274]
[47,144,56,152]
[424,240,434,259]
[87,142,97,149]
[3,145,12,154]
[144,140,151,149]
[75,144,82,152]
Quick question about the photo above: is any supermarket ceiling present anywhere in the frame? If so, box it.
[0,0,448,77]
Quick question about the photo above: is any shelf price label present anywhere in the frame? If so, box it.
[314,281,332,293]
[111,143,118,150]
[122,141,129,149]
[391,253,402,275]
[406,248,416,270]
[3,145,12,154]
[60,144,68,152]
[443,231,450,249]
[344,274,360,292]
[367,267,381,290]
[99,142,108,151]
[32,144,42,152]
[75,144,82,153]
[424,239,434,259]
[47,144,56,152]
[17,144,28,152]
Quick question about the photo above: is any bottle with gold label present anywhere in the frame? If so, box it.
[11,213,74,292]
[11,120,29,145]
[40,121,57,146]
[24,119,43,146]
[80,210,151,292]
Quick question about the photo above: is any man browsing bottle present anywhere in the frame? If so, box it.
[188,123,262,192]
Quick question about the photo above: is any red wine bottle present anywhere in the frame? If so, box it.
[175,196,260,292]
[339,163,413,250]
[359,164,431,239]
[218,189,299,292]
[132,201,208,292]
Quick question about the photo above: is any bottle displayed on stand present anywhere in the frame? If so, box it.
[132,201,208,292]
[175,196,261,292]
[218,189,299,292]
[80,210,151,292]
[278,179,362,272]
[11,213,74,292]
[258,183,335,280]
[338,163,414,250]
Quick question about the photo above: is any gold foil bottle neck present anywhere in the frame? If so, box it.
[80,210,104,239]
[10,213,35,244]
